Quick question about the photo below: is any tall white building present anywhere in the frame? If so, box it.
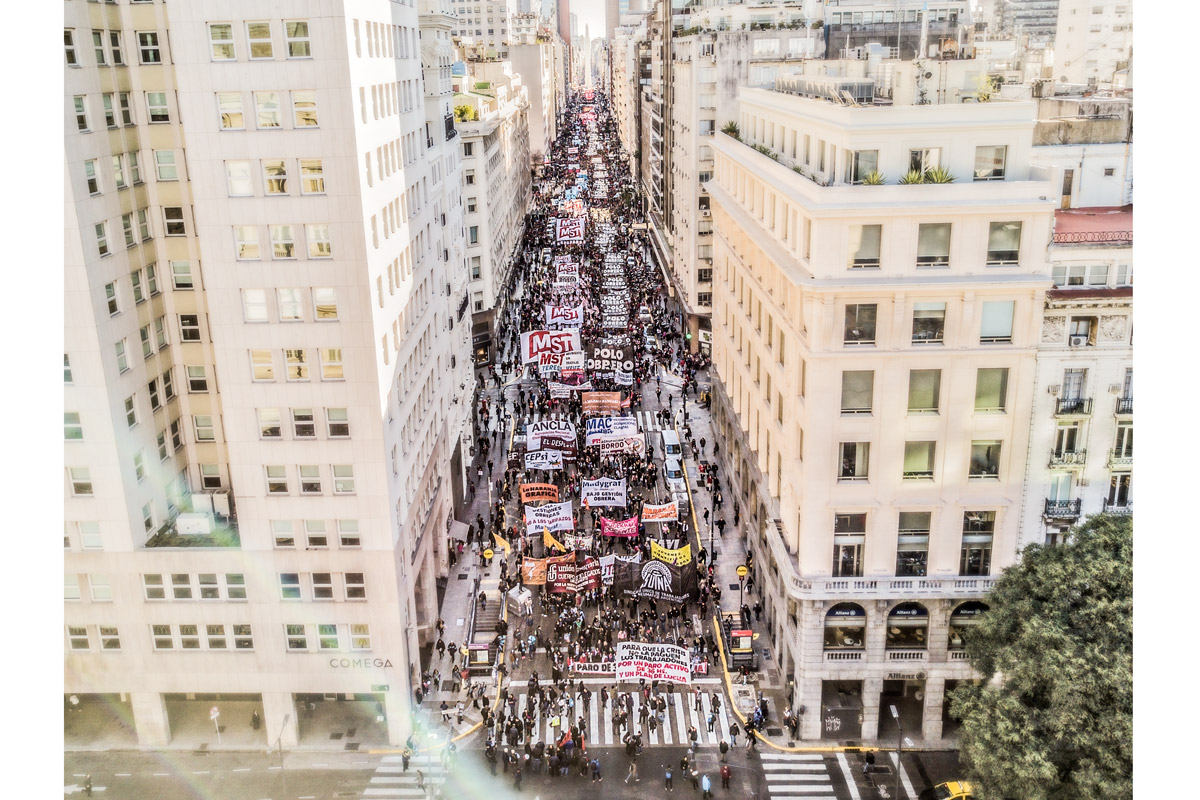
[64,0,472,748]
[707,85,1058,742]
[1051,0,1132,87]
[453,0,515,57]
[511,40,563,166]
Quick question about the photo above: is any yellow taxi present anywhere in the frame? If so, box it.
[919,781,976,800]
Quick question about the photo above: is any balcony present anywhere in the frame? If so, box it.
[1043,498,1082,520]
[1048,449,1087,468]
[824,651,863,662]
[1054,397,1093,416]
[444,114,456,139]
[887,650,927,662]
[1114,396,1133,416]
[949,651,971,661]
[1107,449,1132,470]
[1102,499,1133,515]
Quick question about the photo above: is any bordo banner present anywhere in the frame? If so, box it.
[524,501,574,533]
[520,557,548,585]
[585,416,639,446]
[549,555,601,593]
[582,392,623,414]
[519,483,560,504]
[615,642,691,684]
[525,450,563,471]
[581,478,627,508]
[555,217,586,243]
[642,501,679,522]
[545,304,584,328]
[521,330,581,364]
[598,434,645,456]
[650,540,692,566]
[600,516,639,537]
[527,418,576,447]
[613,559,699,605]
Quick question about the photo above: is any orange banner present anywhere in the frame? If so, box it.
[520,483,560,503]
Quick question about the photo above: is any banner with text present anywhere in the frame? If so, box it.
[545,304,585,328]
[520,557,548,585]
[600,516,639,538]
[524,449,563,471]
[555,217,586,243]
[519,483,559,504]
[600,553,642,585]
[615,641,691,684]
[581,478,627,508]
[524,501,574,533]
[598,434,645,456]
[549,555,602,593]
[582,392,623,414]
[527,418,577,448]
[613,559,699,605]
[642,501,679,522]
[585,416,639,446]
[650,541,692,566]
[521,330,581,364]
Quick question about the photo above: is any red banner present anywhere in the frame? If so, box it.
[582,392,622,414]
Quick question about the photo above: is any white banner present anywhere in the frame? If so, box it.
[524,501,574,533]
[545,304,584,328]
[600,553,642,586]
[598,434,645,456]
[616,370,634,385]
[585,416,639,446]
[520,330,581,364]
[550,381,593,398]
[555,217,586,244]
[528,418,576,447]
[524,450,563,471]
[581,478,627,508]
[563,533,593,551]
[615,641,691,684]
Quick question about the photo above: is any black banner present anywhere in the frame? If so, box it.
[613,559,699,605]
[587,341,635,374]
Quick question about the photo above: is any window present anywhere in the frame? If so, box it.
[903,369,940,414]
[912,302,946,343]
[74,96,90,132]
[272,288,302,321]
[345,573,366,600]
[896,512,930,576]
[94,222,110,257]
[255,92,281,128]
[151,624,174,650]
[66,575,82,601]
[313,287,338,320]
[133,450,146,481]
[974,145,1006,180]
[285,349,308,380]
[137,32,161,64]
[465,170,475,186]
[271,225,296,259]
[280,576,302,603]
[980,300,1015,343]
[262,159,288,194]
[839,442,869,481]
[169,419,182,450]
[832,514,866,578]
[847,150,878,183]
[68,625,90,651]
[288,407,315,438]
[186,365,208,392]
[234,226,260,260]
[286,624,308,650]
[848,225,881,268]
[299,465,322,494]
[333,465,355,494]
[134,209,150,241]
[886,602,929,649]
[238,288,266,322]
[65,30,79,66]
[114,338,128,371]
[112,155,127,189]
[467,198,477,214]
[205,624,227,649]
[109,31,124,65]
[903,442,935,479]
[326,408,350,437]
[266,465,288,494]
[969,441,1002,479]
[104,282,120,315]
[218,92,244,129]
[840,371,873,415]
[79,521,102,550]
[307,224,332,258]
[1051,264,1110,287]
[916,223,951,267]
[124,396,138,428]
[350,624,371,650]
[1069,316,1096,346]
[131,271,145,303]
[146,92,169,123]
[909,148,940,174]
[102,94,116,127]
[168,573,192,600]
[142,502,155,533]
[226,161,252,196]
[179,314,200,341]
[273,520,295,548]
[163,207,185,236]
[469,225,479,245]
[233,625,254,650]
[300,159,324,193]
[151,151,178,183]
[83,160,100,195]
[65,412,83,441]
[1108,474,1132,510]
[285,21,312,58]
[293,91,318,127]
[960,512,995,575]
[318,623,339,649]
[843,304,877,345]
[93,31,109,65]
[986,221,1022,265]
[338,520,361,547]
[88,574,112,601]
[306,521,329,549]
[171,261,194,289]
[131,152,144,183]
[193,415,215,442]
[147,263,159,294]
[246,21,273,59]
[199,463,221,489]
[251,350,274,381]
[209,23,235,60]
[100,626,121,651]
[119,92,134,125]
[312,346,345,383]
[974,368,1008,412]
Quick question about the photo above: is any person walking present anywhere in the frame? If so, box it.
[625,758,640,783]
[590,757,603,782]
[729,721,740,747]
[664,765,674,791]
[720,763,731,789]
[701,773,713,800]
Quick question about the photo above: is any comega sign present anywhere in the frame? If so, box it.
[519,483,559,503]
[585,416,639,445]
[524,450,563,471]
[581,478,627,507]
[642,501,679,522]
[520,330,580,364]
[615,642,691,684]
[524,501,574,533]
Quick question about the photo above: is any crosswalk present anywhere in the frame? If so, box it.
[524,410,668,433]
[496,687,733,748]
[361,752,446,799]
[760,752,838,800]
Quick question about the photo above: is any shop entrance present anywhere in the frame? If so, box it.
[820,680,863,740]
[164,693,265,747]
[878,677,925,742]
[294,692,389,746]
[64,693,137,748]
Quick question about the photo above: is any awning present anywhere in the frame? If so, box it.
[449,521,470,541]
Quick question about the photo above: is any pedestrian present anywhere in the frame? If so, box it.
[591,757,603,782]
[729,721,740,747]
[702,772,713,799]
[402,746,413,771]
[416,770,426,791]
[626,758,639,783]
[664,765,674,791]
[719,739,729,762]
[720,763,731,789]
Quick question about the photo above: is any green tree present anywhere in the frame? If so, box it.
[949,514,1132,800]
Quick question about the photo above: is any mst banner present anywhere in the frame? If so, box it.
[650,541,692,566]
[615,641,691,684]
[581,478,627,507]
[555,217,585,243]
[524,501,574,533]
[520,330,581,364]
[524,450,563,471]
[600,516,639,537]
[519,483,559,503]
[642,501,679,522]
[582,392,623,414]
[613,559,699,605]
[545,304,584,328]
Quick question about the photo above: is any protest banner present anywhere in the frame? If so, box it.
[549,555,601,593]
[599,553,642,585]
[650,541,692,566]
[524,501,574,533]
[615,641,691,684]
[613,559,699,605]
[598,434,645,456]
[600,516,639,538]
[581,477,627,508]
[568,660,615,676]
[616,370,634,385]
[527,418,576,447]
[582,392,622,414]
[555,217,585,243]
[524,449,563,471]
[584,416,639,446]
[587,342,635,375]
[520,330,580,364]
[520,557,548,585]
[545,304,584,328]
[563,533,593,551]
[550,380,592,397]
[519,483,559,504]
[642,501,679,522]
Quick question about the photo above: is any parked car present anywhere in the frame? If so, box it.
[664,458,686,493]
[919,781,976,800]
[637,305,653,322]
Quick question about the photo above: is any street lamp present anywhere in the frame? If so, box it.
[888,705,913,800]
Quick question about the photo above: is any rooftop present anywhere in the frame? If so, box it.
[1052,205,1133,245]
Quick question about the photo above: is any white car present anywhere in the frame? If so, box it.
[637,305,652,322]
[664,459,686,493]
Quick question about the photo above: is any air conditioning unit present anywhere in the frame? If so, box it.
[1108,383,1122,394]
[1047,385,1060,395]
[176,512,215,535]
[211,491,231,516]
[701,210,711,217]
[1069,335,1088,346]
[191,494,215,514]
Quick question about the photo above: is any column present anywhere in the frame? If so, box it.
[262,691,299,748]
[385,690,414,746]
[860,676,883,741]
[798,676,822,740]
[922,677,945,742]
[131,691,170,747]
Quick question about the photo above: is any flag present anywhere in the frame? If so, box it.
[543,526,566,553]
[493,532,511,556]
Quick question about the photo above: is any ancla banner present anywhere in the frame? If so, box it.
[650,541,692,566]
[582,392,623,414]
[642,501,679,522]
[555,217,586,243]
[521,330,581,364]
[581,478,627,508]
[600,516,639,538]
[525,450,563,471]
[613,559,699,605]
[546,304,584,328]
[524,501,574,533]
[615,642,691,684]
[519,483,560,504]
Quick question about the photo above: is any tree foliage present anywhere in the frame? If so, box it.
[949,514,1132,800]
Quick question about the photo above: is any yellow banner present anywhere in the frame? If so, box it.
[650,540,691,566]
[493,532,511,556]
[543,526,566,553]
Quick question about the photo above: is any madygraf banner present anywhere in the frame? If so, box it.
[613,558,699,605]
[581,477,627,507]
[519,483,559,504]
[615,641,691,684]
[650,541,692,566]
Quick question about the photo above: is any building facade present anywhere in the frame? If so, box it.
[706,87,1057,742]
[452,0,514,57]
[64,0,472,748]
[511,41,562,167]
